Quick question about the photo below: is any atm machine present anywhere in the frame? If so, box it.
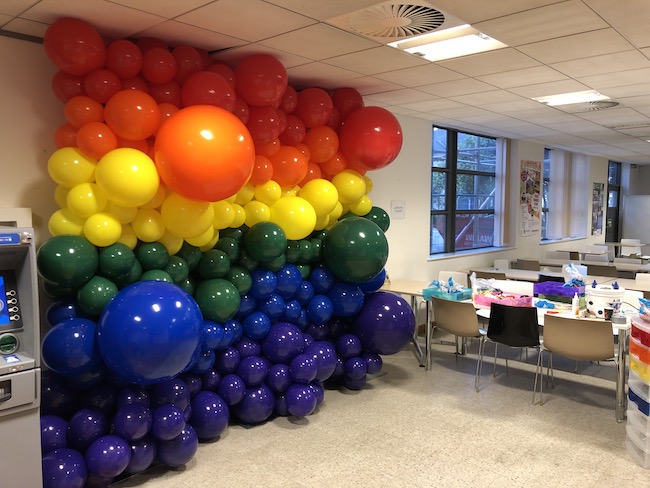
[0,213,43,487]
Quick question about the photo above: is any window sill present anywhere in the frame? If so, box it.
[540,236,587,245]
[428,246,514,261]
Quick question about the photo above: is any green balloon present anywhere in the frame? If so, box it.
[140,269,174,283]
[309,238,323,263]
[194,278,241,322]
[296,264,311,280]
[236,249,259,272]
[297,240,314,264]
[262,253,286,272]
[323,217,388,283]
[98,243,136,279]
[215,237,240,261]
[164,256,190,283]
[225,266,252,294]
[41,280,75,300]
[76,275,118,316]
[312,229,328,241]
[198,249,231,279]
[37,235,98,288]
[219,227,245,242]
[114,260,142,289]
[364,206,390,232]
[176,242,202,271]
[285,241,301,263]
[136,242,170,270]
[177,276,196,296]
[244,222,287,262]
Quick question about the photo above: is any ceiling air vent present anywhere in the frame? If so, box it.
[557,100,620,114]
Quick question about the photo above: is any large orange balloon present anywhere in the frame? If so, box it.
[154,105,255,202]
[104,90,161,141]
[270,146,308,187]
[303,126,339,163]
[43,18,106,76]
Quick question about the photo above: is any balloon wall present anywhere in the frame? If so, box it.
[39,17,411,488]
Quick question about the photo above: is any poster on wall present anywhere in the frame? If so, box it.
[519,160,541,236]
[592,182,604,235]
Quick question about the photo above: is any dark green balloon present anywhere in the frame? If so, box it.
[136,242,170,270]
[113,260,142,289]
[237,249,259,272]
[37,235,99,288]
[194,278,241,322]
[244,222,287,262]
[176,242,202,271]
[164,256,190,283]
[215,237,240,261]
[225,266,252,294]
[285,241,301,263]
[140,269,174,283]
[364,206,391,232]
[323,217,388,283]
[98,243,135,279]
[219,227,245,242]
[311,229,328,241]
[262,253,286,272]
[198,249,231,279]
[296,264,311,280]
[76,275,118,316]
[177,276,196,296]
[309,238,323,263]
[41,280,75,300]
[297,240,314,264]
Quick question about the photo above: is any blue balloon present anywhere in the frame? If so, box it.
[235,337,262,358]
[275,264,303,299]
[344,356,367,380]
[257,293,285,321]
[327,282,365,317]
[235,293,257,319]
[266,363,292,394]
[285,383,317,417]
[151,378,190,410]
[41,373,79,418]
[261,322,304,364]
[283,299,302,323]
[307,294,334,325]
[116,386,150,410]
[357,268,387,293]
[40,415,68,455]
[305,322,328,340]
[224,319,243,344]
[97,281,204,385]
[46,300,83,327]
[236,355,270,386]
[362,351,383,374]
[42,448,87,488]
[249,269,278,300]
[189,391,229,440]
[191,349,216,375]
[156,425,198,468]
[201,369,222,391]
[242,311,272,341]
[84,435,131,479]
[216,373,246,405]
[203,320,225,349]
[336,333,363,359]
[304,341,338,382]
[67,408,108,452]
[295,280,315,306]
[124,436,156,475]
[214,347,241,374]
[352,291,416,355]
[289,353,317,384]
[151,404,185,441]
[309,266,335,294]
[232,384,275,425]
[113,403,152,442]
[42,318,102,377]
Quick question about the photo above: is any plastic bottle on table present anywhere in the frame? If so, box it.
[572,292,580,316]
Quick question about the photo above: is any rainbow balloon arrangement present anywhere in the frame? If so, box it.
[37,18,414,488]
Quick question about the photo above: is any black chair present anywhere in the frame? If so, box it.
[475,302,540,391]
[538,274,564,283]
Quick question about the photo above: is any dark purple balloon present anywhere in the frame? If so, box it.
[362,351,383,374]
[261,322,304,364]
[113,403,152,442]
[285,383,317,417]
[41,373,79,418]
[67,408,108,452]
[274,394,289,416]
[266,363,292,394]
[343,374,367,390]
[217,373,246,405]
[305,322,328,340]
[189,391,230,440]
[84,435,131,479]
[336,333,363,359]
[289,353,317,384]
[179,372,203,398]
[201,369,222,391]
[151,404,185,441]
[344,356,367,380]
[235,337,262,358]
[41,415,68,455]
[116,385,150,410]
[236,355,270,386]
[124,436,157,475]
[42,448,87,488]
[80,383,117,417]
[327,282,365,317]
[310,382,325,406]
[304,341,338,382]
[232,384,275,425]
[157,425,198,468]
[214,346,241,374]
[151,378,190,410]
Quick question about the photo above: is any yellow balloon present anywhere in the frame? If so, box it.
[281,186,299,197]
[200,230,220,252]
[47,147,96,188]
[298,178,339,216]
[270,196,317,240]
[118,224,138,249]
[54,185,70,209]
[106,202,137,224]
[348,195,372,216]
[159,230,184,255]
[83,212,122,247]
[254,180,282,206]
[185,225,215,248]
[244,200,271,227]
[95,148,159,207]
[234,183,255,205]
[48,208,85,236]
[140,184,167,209]
[230,203,246,228]
[161,192,215,238]
[212,200,236,229]
[364,175,373,194]
[66,182,108,219]
[314,214,330,230]
[131,208,166,242]
[332,169,366,204]
[329,201,343,221]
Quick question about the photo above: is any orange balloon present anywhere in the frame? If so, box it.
[154,105,255,202]
[299,161,322,186]
[320,151,347,176]
[158,102,179,129]
[76,122,118,160]
[64,95,104,128]
[303,125,339,163]
[104,90,161,141]
[256,137,281,158]
[54,123,78,148]
[270,146,308,187]
[294,143,311,163]
[250,155,273,185]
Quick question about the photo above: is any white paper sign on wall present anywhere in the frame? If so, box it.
[391,200,405,220]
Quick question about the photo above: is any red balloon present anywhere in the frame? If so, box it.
[256,138,281,159]
[180,71,236,111]
[246,106,282,145]
[270,146,308,187]
[54,123,78,148]
[105,40,143,79]
[158,103,180,127]
[195,48,213,69]
[117,137,149,154]
[154,105,255,201]
[235,54,287,107]
[233,98,250,125]
[250,155,274,185]
[52,71,85,103]
[141,48,177,84]
[76,121,118,160]
[279,115,306,146]
[326,106,342,131]
[206,63,236,88]
[136,37,168,53]
[64,95,104,128]
[121,76,149,92]
[83,68,121,103]
[104,90,161,141]
[172,45,204,85]
[43,18,106,76]
[280,85,298,114]
[332,87,364,121]
[339,107,402,171]
[303,126,339,163]
[148,80,181,106]
[294,88,333,129]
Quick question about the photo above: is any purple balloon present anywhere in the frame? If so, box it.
[236,355,270,386]
[151,378,190,410]
[261,322,304,364]
[67,408,108,452]
[41,373,79,418]
[285,384,317,417]
[303,341,338,382]
[305,322,328,340]
[217,373,246,405]
[201,369,222,391]
[362,351,383,374]
[214,347,241,374]
[80,383,117,417]
[85,435,131,479]
[289,353,317,384]
[310,382,325,405]
[41,415,68,455]
[336,333,363,359]
[235,337,262,358]
[124,436,157,475]
[42,318,102,377]
[179,372,203,398]
[42,448,87,488]
[116,386,150,410]
[327,282,365,317]
[157,425,199,468]
[113,403,152,442]
[343,374,367,390]
[266,364,292,394]
[274,394,289,416]
[232,384,275,425]
[352,291,415,355]
[151,404,186,441]
[344,357,367,380]
[189,391,230,440]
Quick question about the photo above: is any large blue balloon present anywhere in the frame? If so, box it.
[42,318,102,377]
[189,391,230,440]
[42,448,87,488]
[96,281,204,385]
[352,291,415,355]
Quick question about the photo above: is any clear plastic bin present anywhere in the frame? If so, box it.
[630,354,650,384]
[630,335,650,364]
[626,435,650,469]
[628,401,650,437]
[629,369,650,404]
[629,385,650,416]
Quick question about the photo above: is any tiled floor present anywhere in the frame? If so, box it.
[113,335,650,487]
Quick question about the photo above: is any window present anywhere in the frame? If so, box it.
[430,126,498,254]
[541,148,551,240]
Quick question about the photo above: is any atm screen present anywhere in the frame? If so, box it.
[0,276,10,326]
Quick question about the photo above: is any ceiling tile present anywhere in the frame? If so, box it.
[578,68,650,90]
[421,0,562,24]
[286,62,364,90]
[135,20,245,52]
[108,0,213,19]
[361,88,437,105]
[584,0,650,48]
[344,76,404,95]
[2,17,48,38]
[266,0,382,21]
[213,45,312,69]
[476,66,568,89]
[0,0,40,16]
[474,1,609,47]
[574,107,650,126]
[437,48,540,77]
[550,50,650,78]
[372,63,466,87]
[396,98,467,112]
[323,46,428,76]
[450,90,526,106]
[419,78,495,97]
[508,79,591,98]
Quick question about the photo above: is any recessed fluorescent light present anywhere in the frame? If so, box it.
[531,90,610,106]
[388,24,507,62]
